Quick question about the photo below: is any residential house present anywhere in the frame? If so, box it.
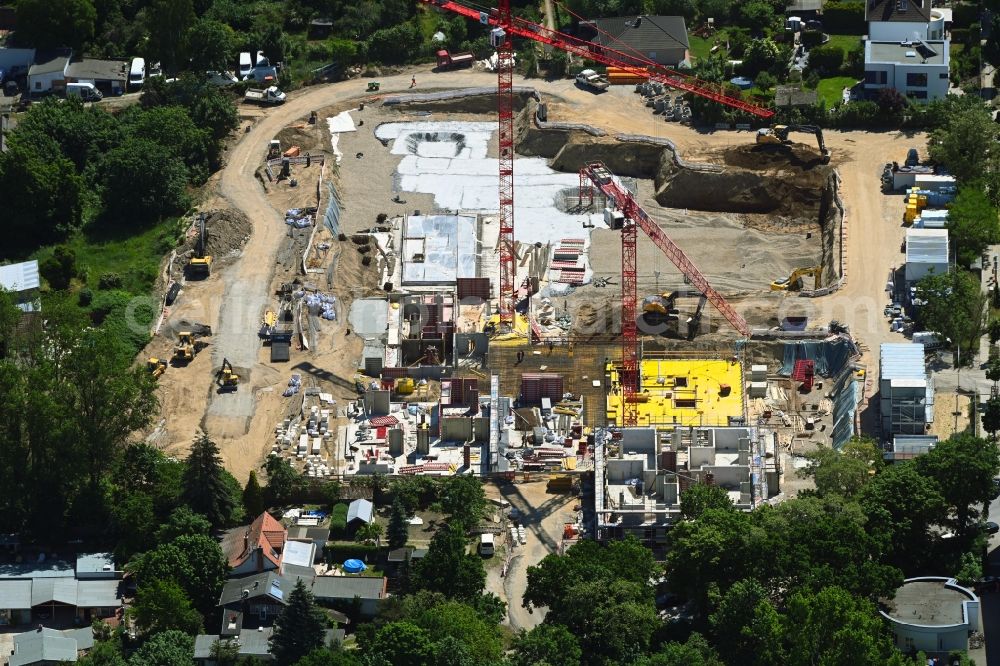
[286,526,330,561]
[0,48,36,79]
[75,553,119,580]
[27,49,72,96]
[784,0,823,18]
[9,627,94,666]
[218,570,387,635]
[863,0,949,101]
[0,555,122,627]
[0,261,41,313]
[64,59,127,96]
[581,15,690,68]
[346,499,374,530]
[194,627,344,664]
[220,512,287,577]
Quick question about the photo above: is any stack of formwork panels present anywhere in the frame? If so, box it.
[522,373,564,404]
[552,239,586,285]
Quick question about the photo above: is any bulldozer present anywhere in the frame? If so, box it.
[217,358,239,391]
[755,124,830,164]
[172,331,199,363]
[771,266,822,291]
[146,358,167,379]
[187,213,213,278]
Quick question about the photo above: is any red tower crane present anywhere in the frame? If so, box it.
[580,162,750,426]
[421,0,765,424]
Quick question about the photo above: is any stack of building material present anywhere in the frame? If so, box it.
[522,373,565,404]
[552,239,586,284]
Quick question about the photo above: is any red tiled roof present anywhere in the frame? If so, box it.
[220,512,286,570]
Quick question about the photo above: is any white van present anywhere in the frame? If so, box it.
[128,58,145,89]
[479,533,495,557]
[238,52,253,79]
[66,82,103,102]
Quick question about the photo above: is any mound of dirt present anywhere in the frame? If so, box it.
[198,209,252,258]
[275,123,328,156]
[723,142,827,171]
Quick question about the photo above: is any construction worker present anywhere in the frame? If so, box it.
[410,75,416,88]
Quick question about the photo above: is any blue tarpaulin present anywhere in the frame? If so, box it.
[343,559,367,573]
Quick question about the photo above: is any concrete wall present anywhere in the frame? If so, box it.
[621,428,656,453]
[868,20,929,41]
[905,260,948,282]
[453,333,488,364]
[606,458,644,482]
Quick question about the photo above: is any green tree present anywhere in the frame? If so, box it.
[739,0,776,33]
[635,634,724,666]
[410,599,504,663]
[680,483,733,520]
[111,492,156,560]
[128,630,195,666]
[295,648,361,666]
[97,138,189,226]
[270,579,328,666]
[133,579,203,634]
[709,579,785,666]
[511,624,582,666]
[243,471,266,518]
[39,245,78,290]
[155,506,212,542]
[928,99,998,183]
[799,446,872,498]
[984,397,1000,441]
[987,356,1000,388]
[807,44,845,76]
[947,188,1000,267]
[128,534,229,614]
[183,434,237,528]
[916,270,989,357]
[411,523,485,601]
[388,496,410,549]
[643,0,696,21]
[915,433,1000,532]
[860,461,946,571]
[15,0,96,51]
[185,18,237,71]
[265,456,301,506]
[363,621,433,666]
[356,521,384,545]
[121,105,213,180]
[438,475,486,527]
[0,134,83,254]
[784,586,902,666]
[741,38,781,76]
[145,0,196,74]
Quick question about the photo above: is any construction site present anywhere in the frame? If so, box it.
[136,14,916,610]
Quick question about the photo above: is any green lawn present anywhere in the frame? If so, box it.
[815,76,858,106]
[34,217,183,299]
[689,35,720,62]
[824,34,862,53]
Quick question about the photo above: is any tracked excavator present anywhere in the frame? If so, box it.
[217,358,239,391]
[640,290,709,339]
[771,266,822,291]
[187,213,213,277]
[755,125,830,164]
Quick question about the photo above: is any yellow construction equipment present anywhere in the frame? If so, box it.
[771,266,822,291]
[641,291,679,317]
[146,358,167,379]
[396,377,416,395]
[756,124,830,164]
[172,332,198,363]
[217,358,239,391]
[187,213,213,278]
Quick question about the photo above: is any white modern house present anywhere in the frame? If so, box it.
[863,0,950,102]
[879,343,934,437]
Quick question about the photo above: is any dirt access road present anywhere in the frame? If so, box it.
[204,66,915,471]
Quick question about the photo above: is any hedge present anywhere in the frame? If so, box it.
[330,503,349,537]
[823,1,865,35]
[324,542,378,562]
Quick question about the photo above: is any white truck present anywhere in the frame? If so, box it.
[244,86,286,105]
[576,69,610,92]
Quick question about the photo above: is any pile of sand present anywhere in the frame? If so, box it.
[199,209,252,258]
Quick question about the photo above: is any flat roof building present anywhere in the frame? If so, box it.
[879,343,933,437]
[905,228,949,281]
[881,577,979,656]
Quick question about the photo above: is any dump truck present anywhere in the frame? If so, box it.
[575,69,610,92]
[244,86,286,105]
[435,49,475,70]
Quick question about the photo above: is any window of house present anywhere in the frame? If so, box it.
[940,72,949,79]
[906,72,928,87]
[865,71,888,85]
[907,90,928,99]
[34,81,41,90]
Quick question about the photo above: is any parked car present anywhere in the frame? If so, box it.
[985,521,999,535]
[206,70,238,87]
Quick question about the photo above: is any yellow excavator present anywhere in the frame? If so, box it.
[146,358,167,379]
[771,266,822,291]
[187,213,213,278]
[217,358,239,391]
[172,331,199,363]
[756,124,830,164]
[641,291,679,319]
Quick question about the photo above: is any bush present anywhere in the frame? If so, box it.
[324,542,378,562]
[330,503,349,537]
[40,245,77,290]
[800,30,824,49]
[823,1,865,34]
[952,3,979,29]
[807,44,845,76]
[99,272,123,290]
[78,288,93,306]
